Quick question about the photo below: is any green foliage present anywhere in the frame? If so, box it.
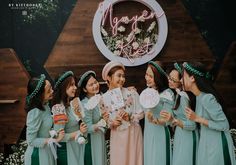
[21,0,59,24]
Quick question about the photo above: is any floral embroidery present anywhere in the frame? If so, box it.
[123,93,133,110]
[99,98,111,113]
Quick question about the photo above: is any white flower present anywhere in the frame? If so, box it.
[132,42,139,50]
[114,50,121,56]
[144,37,150,44]
[126,31,134,42]
[117,26,126,32]
[121,16,129,24]
[77,136,86,144]
[49,130,57,138]
[134,28,141,34]
[116,40,123,48]
[147,21,156,32]
[101,27,108,36]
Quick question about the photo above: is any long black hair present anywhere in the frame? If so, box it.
[183,62,231,125]
[25,76,46,113]
[183,62,222,104]
[148,63,168,93]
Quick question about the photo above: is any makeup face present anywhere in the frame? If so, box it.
[145,66,156,88]
[168,70,181,89]
[42,80,53,102]
[108,69,125,89]
[182,70,194,92]
[66,78,77,98]
[84,76,100,96]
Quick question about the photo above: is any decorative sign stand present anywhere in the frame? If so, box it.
[92,0,168,66]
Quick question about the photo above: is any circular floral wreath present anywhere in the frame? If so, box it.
[92,0,168,66]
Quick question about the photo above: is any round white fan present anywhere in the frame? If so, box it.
[139,88,160,109]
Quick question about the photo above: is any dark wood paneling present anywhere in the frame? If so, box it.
[45,0,215,84]
[0,48,29,152]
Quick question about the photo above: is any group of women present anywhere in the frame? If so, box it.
[24,60,236,165]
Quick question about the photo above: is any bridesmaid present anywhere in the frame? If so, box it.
[143,61,174,165]
[183,62,236,165]
[24,74,64,165]
[78,70,108,165]
[101,61,144,165]
[160,63,198,165]
[52,71,87,165]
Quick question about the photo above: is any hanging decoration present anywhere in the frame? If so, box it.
[92,0,168,66]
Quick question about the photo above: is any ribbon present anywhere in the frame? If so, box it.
[164,126,170,165]
[192,131,197,165]
[221,131,232,165]
[47,138,61,160]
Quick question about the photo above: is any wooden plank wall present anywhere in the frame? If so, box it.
[44,0,215,93]
[214,42,236,128]
[0,48,29,152]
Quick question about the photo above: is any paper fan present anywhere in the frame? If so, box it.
[139,88,160,109]
[84,94,102,110]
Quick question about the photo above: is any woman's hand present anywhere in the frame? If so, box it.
[112,117,122,129]
[185,107,209,126]
[56,129,65,142]
[185,107,198,121]
[79,122,87,134]
[93,124,100,132]
[172,118,183,128]
[118,109,130,121]
[160,110,173,122]
[102,111,109,122]
[146,111,154,122]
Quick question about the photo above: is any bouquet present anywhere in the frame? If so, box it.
[52,104,68,125]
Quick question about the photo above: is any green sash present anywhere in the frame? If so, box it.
[31,148,39,165]
[84,134,93,165]
[57,142,68,165]
[164,126,171,165]
[192,131,197,165]
[221,131,231,165]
